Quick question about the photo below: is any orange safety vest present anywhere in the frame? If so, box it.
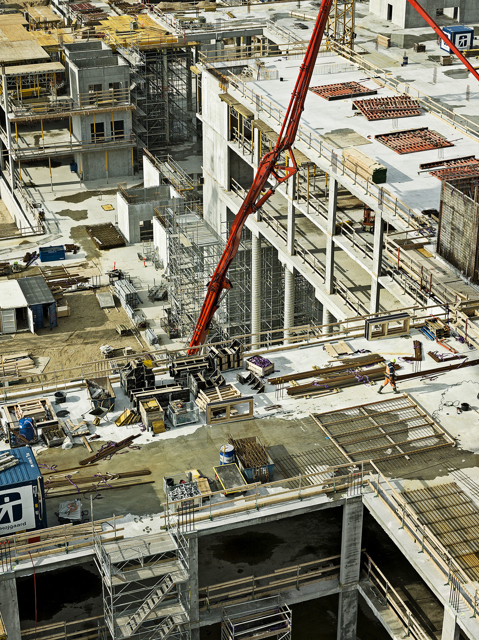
[385,363,396,380]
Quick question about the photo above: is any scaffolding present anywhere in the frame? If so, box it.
[221,596,292,640]
[327,0,356,50]
[118,42,195,154]
[95,530,190,640]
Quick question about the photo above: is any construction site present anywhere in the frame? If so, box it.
[1,0,479,639]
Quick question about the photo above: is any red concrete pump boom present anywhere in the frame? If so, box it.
[188,0,479,353]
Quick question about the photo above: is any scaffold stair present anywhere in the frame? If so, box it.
[122,574,175,635]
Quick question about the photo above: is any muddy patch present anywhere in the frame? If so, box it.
[54,188,118,204]
[69,225,101,260]
[56,208,89,221]
[211,531,283,566]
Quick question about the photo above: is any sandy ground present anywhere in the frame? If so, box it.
[0,287,144,372]
[0,199,19,238]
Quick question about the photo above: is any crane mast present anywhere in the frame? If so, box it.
[188,0,479,354]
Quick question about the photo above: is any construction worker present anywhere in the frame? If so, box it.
[377,359,398,394]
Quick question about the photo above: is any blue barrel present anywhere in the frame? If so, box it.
[19,418,35,442]
[220,445,235,466]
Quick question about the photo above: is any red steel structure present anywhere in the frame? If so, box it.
[188,0,479,353]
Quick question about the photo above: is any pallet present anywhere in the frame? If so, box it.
[196,384,242,412]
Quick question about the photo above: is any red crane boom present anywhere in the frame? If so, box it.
[188,0,479,353]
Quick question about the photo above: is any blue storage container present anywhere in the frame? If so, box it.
[39,245,66,262]
[70,162,78,173]
[0,446,47,534]
[441,25,474,53]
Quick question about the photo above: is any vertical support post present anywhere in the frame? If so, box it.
[441,606,460,640]
[2,73,15,192]
[251,231,261,348]
[337,497,363,640]
[162,50,170,145]
[284,265,295,343]
[287,169,296,256]
[370,210,384,314]
[253,126,260,168]
[0,572,21,640]
[325,177,338,294]
[188,532,200,640]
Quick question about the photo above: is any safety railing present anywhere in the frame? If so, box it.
[223,72,424,230]
[21,616,105,640]
[11,133,136,160]
[200,553,341,611]
[362,552,431,640]
[367,463,479,619]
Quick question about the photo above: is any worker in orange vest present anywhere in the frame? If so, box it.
[378,359,398,394]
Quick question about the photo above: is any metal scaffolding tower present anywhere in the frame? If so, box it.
[118,43,196,154]
[327,0,355,50]
[95,530,190,640]
[221,596,292,640]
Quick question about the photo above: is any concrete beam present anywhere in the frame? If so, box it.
[0,573,21,640]
[370,211,384,314]
[337,590,359,640]
[442,606,460,640]
[337,497,363,640]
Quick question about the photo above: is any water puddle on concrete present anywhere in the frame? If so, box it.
[211,531,283,565]
[54,189,118,204]
[56,209,89,221]
[18,565,101,622]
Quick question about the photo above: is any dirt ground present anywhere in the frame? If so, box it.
[0,199,19,238]
[0,287,144,373]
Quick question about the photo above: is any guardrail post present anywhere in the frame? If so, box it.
[298,473,302,500]
[296,566,300,590]
[400,506,405,529]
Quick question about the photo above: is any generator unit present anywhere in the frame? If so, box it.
[0,446,47,535]
[440,25,474,53]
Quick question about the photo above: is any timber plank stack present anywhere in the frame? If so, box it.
[342,148,387,184]
[39,265,91,292]
[196,384,242,412]
[269,354,385,384]
[0,353,35,379]
[286,363,398,396]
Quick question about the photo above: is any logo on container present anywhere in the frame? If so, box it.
[0,492,23,524]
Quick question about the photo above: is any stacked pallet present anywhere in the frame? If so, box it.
[139,398,165,434]
[196,384,242,411]
[0,353,35,379]
[343,148,387,184]
[425,318,450,339]
[14,399,47,421]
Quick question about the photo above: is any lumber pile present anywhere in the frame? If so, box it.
[0,353,35,379]
[269,354,385,384]
[403,340,422,362]
[342,148,387,184]
[324,341,353,358]
[196,384,242,411]
[39,265,91,292]
[377,34,391,48]
[44,469,152,498]
[286,363,399,396]
[228,435,269,469]
[79,434,140,465]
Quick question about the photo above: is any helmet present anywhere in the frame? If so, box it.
[391,359,396,363]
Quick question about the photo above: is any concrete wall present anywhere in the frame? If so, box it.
[117,186,172,244]
[368,0,479,28]
[202,71,230,235]
[153,216,168,267]
[144,155,161,188]
[69,57,129,102]
[0,179,34,232]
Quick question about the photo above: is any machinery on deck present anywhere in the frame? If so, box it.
[188,0,479,354]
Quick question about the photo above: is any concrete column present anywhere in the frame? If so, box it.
[2,74,15,192]
[251,232,261,347]
[370,210,384,314]
[284,266,295,343]
[337,497,363,640]
[287,174,296,256]
[253,127,260,168]
[325,177,338,295]
[0,573,21,640]
[322,308,335,334]
[441,606,460,640]
[188,532,200,640]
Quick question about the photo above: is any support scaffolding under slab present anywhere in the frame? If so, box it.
[221,596,292,640]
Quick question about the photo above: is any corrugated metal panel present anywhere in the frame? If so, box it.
[0,447,40,487]
[17,276,55,306]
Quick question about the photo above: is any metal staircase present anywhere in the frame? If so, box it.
[94,530,190,640]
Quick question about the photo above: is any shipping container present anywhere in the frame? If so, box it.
[39,245,66,262]
[0,446,47,535]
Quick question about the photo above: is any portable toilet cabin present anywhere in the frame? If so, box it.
[17,276,57,330]
[0,446,47,535]
[440,25,474,53]
[0,280,29,335]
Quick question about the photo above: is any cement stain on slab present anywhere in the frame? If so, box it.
[443,68,470,79]
[211,531,283,565]
[56,208,89,221]
[69,224,101,260]
[322,128,372,149]
[54,188,118,204]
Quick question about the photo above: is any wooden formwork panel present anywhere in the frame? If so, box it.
[413,503,478,524]
[402,483,461,502]
[404,493,474,513]
[428,514,479,536]
[439,530,479,549]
